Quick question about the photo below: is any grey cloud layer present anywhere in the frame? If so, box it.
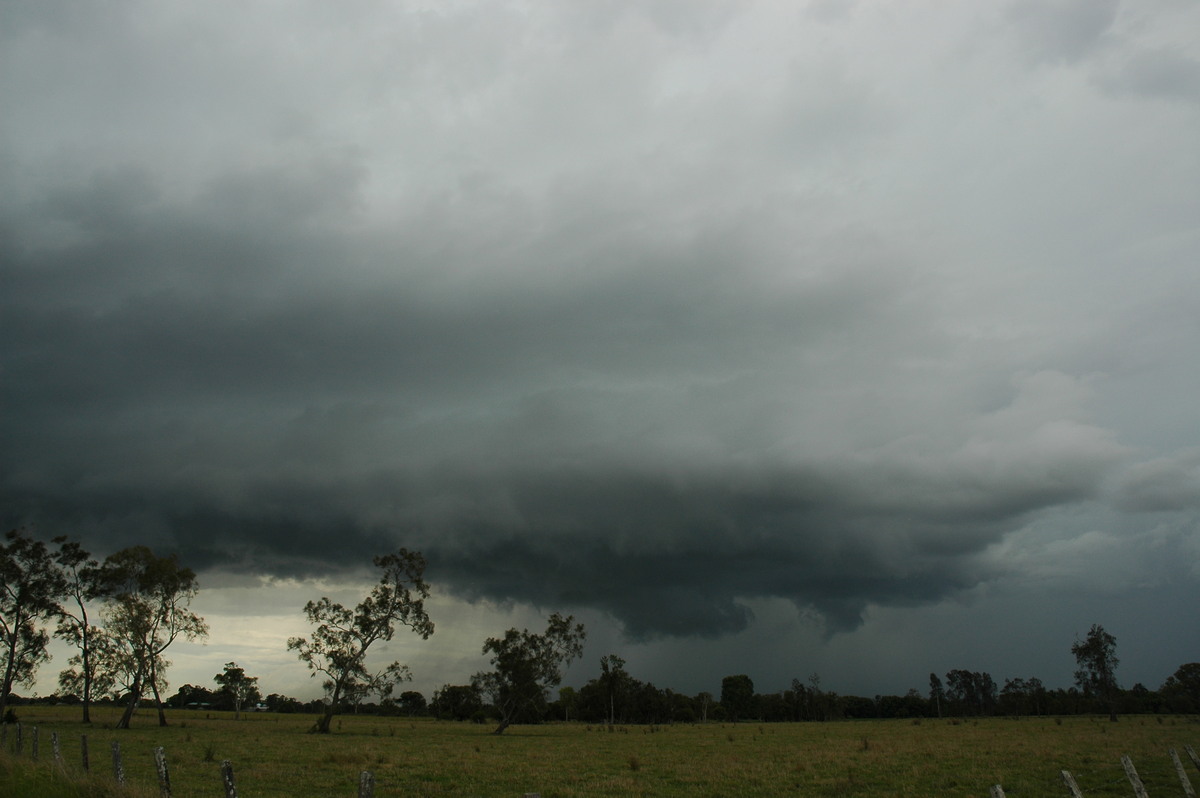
[3,0,1198,643]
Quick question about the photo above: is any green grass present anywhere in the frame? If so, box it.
[2,707,1197,797]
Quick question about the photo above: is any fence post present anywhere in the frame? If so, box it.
[1121,755,1149,798]
[1188,746,1200,773]
[155,746,172,797]
[14,722,22,755]
[359,770,375,798]
[221,759,238,798]
[52,731,63,770]
[112,740,125,785]
[989,786,1006,798]
[1172,749,1196,798]
[81,734,89,772]
[1060,770,1084,798]
[31,725,38,760]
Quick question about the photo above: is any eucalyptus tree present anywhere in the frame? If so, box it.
[599,653,629,724]
[473,612,586,735]
[288,549,434,734]
[1072,623,1119,720]
[0,529,67,721]
[52,537,105,722]
[99,547,209,728]
[214,661,260,719]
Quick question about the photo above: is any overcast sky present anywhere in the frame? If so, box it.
[3,0,1198,703]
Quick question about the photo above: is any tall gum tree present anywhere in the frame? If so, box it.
[99,547,208,729]
[1072,623,1119,721]
[0,529,67,722]
[52,537,104,723]
[472,612,586,735]
[288,549,434,734]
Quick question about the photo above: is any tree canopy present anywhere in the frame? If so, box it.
[98,546,209,728]
[1072,623,1119,720]
[0,529,67,721]
[288,548,433,734]
[472,612,585,734]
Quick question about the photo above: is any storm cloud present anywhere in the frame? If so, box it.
[2,0,1198,690]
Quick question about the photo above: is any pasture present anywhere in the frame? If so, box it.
[2,706,1197,797]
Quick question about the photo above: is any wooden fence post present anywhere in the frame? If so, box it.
[990,786,1007,798]
[31,725,38,760]
[155,746,172,797]
[1121,755,1149,798]
[221,759,238,798]
[1188,746,1200,773]
[1171,748,1196,798]
[14,722,22,755]
[1060,770,1084,798]
[112,740,125,785]
[359,770,374,798]
[81,734,89,773]
[52,731,63,770]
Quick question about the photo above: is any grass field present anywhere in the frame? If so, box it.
[2,706,1197,797]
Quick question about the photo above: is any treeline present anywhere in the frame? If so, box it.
[1,530,587,735]
[4,530,1198,734]
[417,662,1200,727]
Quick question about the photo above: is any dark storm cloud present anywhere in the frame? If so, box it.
[3,0,1197,657]
[0,152,1129,637]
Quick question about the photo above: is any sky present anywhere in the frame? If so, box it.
[2,0,1199,705]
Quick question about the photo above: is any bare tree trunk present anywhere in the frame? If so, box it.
[312,683,342,734]
[117,683,141,730]
[81,651,92,724]
[150,675,168,726]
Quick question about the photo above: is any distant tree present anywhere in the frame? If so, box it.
[599,653,630,724]
[431,684,483,720]
[52,536,105,723]
[944,670,996,716]
[397,690,426,716]
[720,674,755,722]
[472,612,586,734]
[214,661,260,719]
[929,673,944,718]
[557,685,578,721]
[1071,623,1119,720]
[1,529,67,722]
[287,549,433,734]
[168,683,217,708]
[1160,662,1200,713]
[808,672,834,721]
[695,691,714,723]
[98,546,209,728]
[265,692,303,713]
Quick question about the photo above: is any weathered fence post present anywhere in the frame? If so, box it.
[359,770,375,798]
[990,785,1007,798]
[1188,745,1200,773]
[52,731,63,770]
[31,725,38,760]
[1061,769,1084,798]
[112,740,125,785]
[14,722,22,755]
[155,746,172,797]
[81,734,89,772]
[1121,755,1149,798]
[221,759,238,798]
[1172,748,1197,798]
